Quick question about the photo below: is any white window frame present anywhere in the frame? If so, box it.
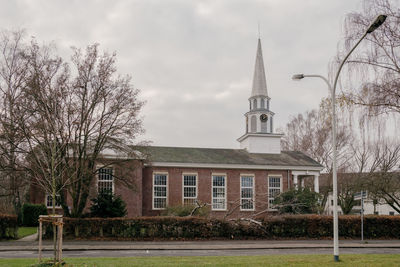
[268,175,283,210]
[152,172,168,210]
[97,166,114,194]
[240,174,255,211]
[182,173,198,206]
[45,194,61,208]
[211,173,227,211]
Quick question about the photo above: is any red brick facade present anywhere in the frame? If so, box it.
[142,166,291,218]
[31,161,297,218]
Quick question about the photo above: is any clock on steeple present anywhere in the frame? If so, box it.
[237,38,283,154]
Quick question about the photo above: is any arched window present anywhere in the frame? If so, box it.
[261,99,265,109]
[270,117,273,133]
[261,119,268,132]
[253,99,257,109]
[250,115,257,132]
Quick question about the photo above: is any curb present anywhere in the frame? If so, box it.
[2,244,400,252]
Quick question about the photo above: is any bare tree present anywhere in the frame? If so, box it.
[282,99,353,173]
[361,141,400,213]
[0,30,30,216]
[339,0,400,115]
[4,38,144,220]
[64,44,144,217]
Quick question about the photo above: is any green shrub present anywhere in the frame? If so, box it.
[90,191,127,218]
[273,188,321,214]
[22,203,48,226]
[0,214,18,239]
[161,204,210,217]
[41,215,400,240]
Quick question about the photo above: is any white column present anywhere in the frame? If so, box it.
[314,174,320,193]
[293,174,298,189]
[301,178,305,188]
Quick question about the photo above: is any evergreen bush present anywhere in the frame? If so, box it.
[90,191,127,218]
[161,204,210,217]
[273,188,321,214]
[0,214,18,239]
[22,203,48,226]
[41,215,400,240]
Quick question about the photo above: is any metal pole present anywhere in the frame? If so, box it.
[361,194,364,241]
[331,32,367,261]
[292,14,386,262]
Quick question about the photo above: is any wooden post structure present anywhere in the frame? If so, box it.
[38,218,43,262]
[38,215,63,264]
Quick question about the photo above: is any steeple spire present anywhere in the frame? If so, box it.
[251,39,268,98]
[237,37,282,154]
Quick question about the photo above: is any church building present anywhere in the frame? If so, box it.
[31,39,323,218]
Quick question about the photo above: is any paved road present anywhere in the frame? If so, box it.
[2,239,400,258]
[2,247,400,258]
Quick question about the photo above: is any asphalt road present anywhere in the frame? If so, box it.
[2,247,400,258]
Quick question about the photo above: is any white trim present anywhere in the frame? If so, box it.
[211,173,227,211]
[96,165,114,194]
[240,174,255,211]
[291,170,320,176]
[146,162,323,171]
[152,171,168,210]
[268,174,283,210]
[182,173,198,206]
[45,194,61,209]
[237,132,283,142]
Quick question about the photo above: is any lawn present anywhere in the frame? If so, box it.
[1,254,400,267]
[17,227,37,239]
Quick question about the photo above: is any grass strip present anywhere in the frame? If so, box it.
[1,254,400,267]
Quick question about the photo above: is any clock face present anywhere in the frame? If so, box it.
[260,114,268,122]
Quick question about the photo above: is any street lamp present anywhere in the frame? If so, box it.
[292,14,386,262]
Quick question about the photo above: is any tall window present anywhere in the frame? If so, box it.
[183,174,197,206]
[253,99,257,109]
[260,98,265,109]
[268,176,282,209]
[250,115,257,132]
[98,167,113,193]
[270,117,273,133]
[241,175,254,210]
[212,174,226,210]
[261,119,268,132]
[46,194,61,208]
[153,173,168,209]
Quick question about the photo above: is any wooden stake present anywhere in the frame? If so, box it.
[38,219,42,262]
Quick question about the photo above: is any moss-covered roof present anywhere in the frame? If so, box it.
[137,146,322,168]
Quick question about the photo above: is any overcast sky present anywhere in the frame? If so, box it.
[0,0,364,149]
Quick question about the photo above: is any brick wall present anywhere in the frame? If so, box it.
[30,159,144,217]
[142,166,291,218]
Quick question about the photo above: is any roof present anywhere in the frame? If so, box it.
[251,38,268,98]
[138,146,323,169]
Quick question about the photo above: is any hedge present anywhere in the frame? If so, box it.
[42,215,400,240]
[22,203,48,226]
[0,214,18,239]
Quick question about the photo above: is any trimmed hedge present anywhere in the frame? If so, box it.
[22,203,48,226]
[0,214,18,239]
[42,215,400,240]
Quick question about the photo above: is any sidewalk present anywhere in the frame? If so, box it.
[1,239,400,251]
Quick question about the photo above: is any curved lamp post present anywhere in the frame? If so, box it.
[292,14,386,262]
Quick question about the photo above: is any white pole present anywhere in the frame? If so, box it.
[331,31,368,261]
[292,14,386,262]
[361,194,364,241]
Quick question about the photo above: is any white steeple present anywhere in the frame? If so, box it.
[237,38,283,154]
[251,39,268,98]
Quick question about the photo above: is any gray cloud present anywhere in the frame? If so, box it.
[0,0,362,148]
